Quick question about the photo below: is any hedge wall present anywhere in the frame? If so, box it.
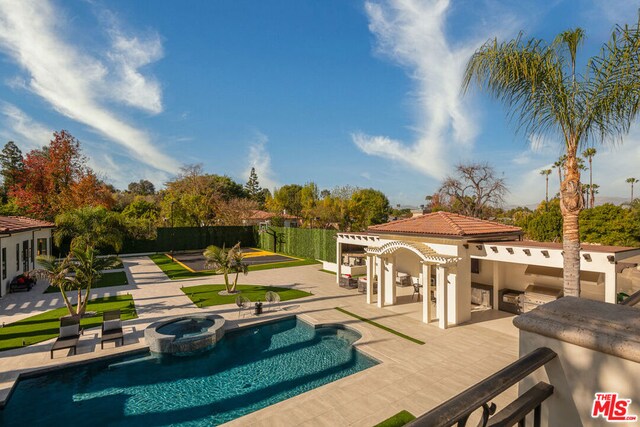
[257,227,337,262]
[120,226,257,254]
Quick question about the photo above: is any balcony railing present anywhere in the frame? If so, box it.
[406,347,557,427]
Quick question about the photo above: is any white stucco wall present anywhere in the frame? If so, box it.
[0,228,53,297]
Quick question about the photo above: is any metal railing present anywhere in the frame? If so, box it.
[620,289,640,306]
[406,347,557,427]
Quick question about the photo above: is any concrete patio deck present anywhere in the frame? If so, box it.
[0,256,519,426]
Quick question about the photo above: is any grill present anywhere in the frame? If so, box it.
[523,284,562,312]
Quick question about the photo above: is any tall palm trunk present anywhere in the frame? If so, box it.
[545,175,549,203]
[560,148,583,297]
[589,157,594,208]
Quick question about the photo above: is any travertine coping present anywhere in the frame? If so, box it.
[513,296,640,363]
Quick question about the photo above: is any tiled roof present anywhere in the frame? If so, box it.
[367,211,522,237]
[0,216,55,233]
[247,210,299,220]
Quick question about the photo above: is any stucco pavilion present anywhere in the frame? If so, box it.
[334,212,640,329]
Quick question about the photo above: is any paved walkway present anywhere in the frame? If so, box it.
[0,256,520,426]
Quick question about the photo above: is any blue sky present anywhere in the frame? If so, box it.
[0,0,638,206]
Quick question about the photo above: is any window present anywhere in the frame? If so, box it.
[471,258,480,274]
[1,248,6,280]
[15,243,19,271]
[37,238,48,256]
[22,240,29,272]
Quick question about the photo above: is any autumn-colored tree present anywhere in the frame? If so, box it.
[10,130,111,220]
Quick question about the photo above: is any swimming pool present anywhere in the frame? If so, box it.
[1,317,377,426]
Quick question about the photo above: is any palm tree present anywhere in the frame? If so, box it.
[55,206,126,253]
[540,169,552,203]
[229,245,249,289]
[203,243,246,293]
[34,254,76,315]
[71,246,119,316]
[35,246,119,317]
[582,148,597,208]
[626,177,639,202]
[552,155,566,191]
[463,22,640,297]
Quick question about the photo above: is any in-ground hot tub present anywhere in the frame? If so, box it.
[144,313,225,355]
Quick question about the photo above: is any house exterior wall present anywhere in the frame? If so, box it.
[0,228,53,297]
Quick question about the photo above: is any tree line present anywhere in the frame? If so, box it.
[0,131,402,245]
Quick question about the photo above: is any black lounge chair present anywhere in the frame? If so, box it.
[101,310,124,349]
[50,317,81,359]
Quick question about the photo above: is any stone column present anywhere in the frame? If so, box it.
[422,262,432,324]
[492,261,501,310]
[366,254,374,305]
[386,255,397,305]
[604,264,617,304]
[336,239,342,284]
[377,256,386,308]
[436,264,448,329]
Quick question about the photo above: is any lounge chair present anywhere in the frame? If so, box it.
[101,310,124,349]
[50,317,81,359]
[235,295,251,318]
[265,291,281,310]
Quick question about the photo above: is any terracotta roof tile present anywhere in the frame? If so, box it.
[367,211,522,237]
[0,216,55,233]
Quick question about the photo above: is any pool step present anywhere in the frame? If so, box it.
[108,354,158,370]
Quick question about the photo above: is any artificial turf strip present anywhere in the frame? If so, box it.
[43,271,130,293]
[334,307,426,345]
[247,258,320,271]
[150,254,320,280]
[149,254,216,280]
[0,295,137,352]
[182,284,312,307]
[374,410,417,427]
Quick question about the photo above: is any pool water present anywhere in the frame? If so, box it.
[1,317,377,426]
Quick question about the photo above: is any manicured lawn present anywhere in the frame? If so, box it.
[374,410,416,427]
[182,284,312,307]
[43,271,129,293]
[0,295,137,352]
[150,253,321,280]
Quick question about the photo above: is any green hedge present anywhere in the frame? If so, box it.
[120,226,257,254]
[258,227,336,262]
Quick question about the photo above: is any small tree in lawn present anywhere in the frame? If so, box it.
[35,246,119,317]
[203,242,247,294]
[35,254,76,315]
[230,244,249,289]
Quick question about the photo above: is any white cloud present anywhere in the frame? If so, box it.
[353,0,508,179]
[0,103,53,149]
[245,132,279,192]
[0,0,176,174]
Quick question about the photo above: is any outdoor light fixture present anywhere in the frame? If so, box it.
[490,246,498,253]
[523,249,531,256]
[506,247,514,254]
[541,250,550,258]
[462,244,469,249]
[476,245,483,250]
[583,254,592,262]
[607,255,615,263]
